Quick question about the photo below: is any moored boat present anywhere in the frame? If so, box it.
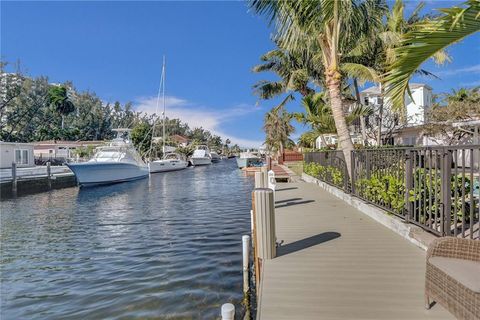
[236,150,262,169]
[149,153,188,173]
[209,151,221,163]
[190,145,212,166]
[67,129,149,186]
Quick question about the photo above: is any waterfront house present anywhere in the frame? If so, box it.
[0,141,35,169]
[169,134,190,147]
[33,140,104,162]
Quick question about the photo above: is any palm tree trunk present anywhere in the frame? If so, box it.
[61,115,65,130]
[376,83,384,146]
[326,70,354,178]
[353,78,368,146]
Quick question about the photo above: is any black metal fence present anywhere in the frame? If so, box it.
[304,146,480,240]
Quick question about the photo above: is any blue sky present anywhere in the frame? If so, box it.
[2,1,479,147]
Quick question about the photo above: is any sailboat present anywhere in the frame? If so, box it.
[67,129,149,186]
[149,57,188,173]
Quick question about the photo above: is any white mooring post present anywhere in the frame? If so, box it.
[12,162,17,193]
[242,235,250,295]
[267,170,276,192]
[253,188,276,260]
[221,303,235,320]
[254,171,265,188]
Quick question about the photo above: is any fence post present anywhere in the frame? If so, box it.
[366,151,371,179]
[12,162,17,194]
[261,166,268,187]
[405,150,414,222]
[441,150,452,236]
[350,150,355,194]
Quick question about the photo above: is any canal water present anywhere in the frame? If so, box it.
[1,159,253,319]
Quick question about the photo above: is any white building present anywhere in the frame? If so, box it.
[0,141,35,169]
[360,83,433,146]
[33,140,104,160]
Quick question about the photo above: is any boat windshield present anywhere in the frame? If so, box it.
[164,153,179,160]
[93,151,123,161]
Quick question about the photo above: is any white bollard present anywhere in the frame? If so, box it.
[221,303,235,320]
[242,235,250,295]
[267,170,276,191]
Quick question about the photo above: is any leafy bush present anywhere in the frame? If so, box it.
[304,162,345,187]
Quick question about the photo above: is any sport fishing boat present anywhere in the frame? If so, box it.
[236,150,262,169]
[149,153,188,173]
[147,56,188,174]
[67,129,149,186]
[190,145,212,166]
[209,151,221,163]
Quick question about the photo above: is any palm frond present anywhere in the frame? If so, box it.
[385,0,480,111]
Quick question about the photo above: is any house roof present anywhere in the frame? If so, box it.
[170,135,189,143]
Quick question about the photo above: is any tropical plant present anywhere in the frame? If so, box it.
[131,122,153,158]
[251,0,387,177]
[47,85,75,130]
[385,0,480,110]
[263,96,295,155]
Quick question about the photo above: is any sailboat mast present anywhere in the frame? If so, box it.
[162,56,166,154]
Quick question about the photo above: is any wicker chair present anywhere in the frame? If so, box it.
[425,237,480,320]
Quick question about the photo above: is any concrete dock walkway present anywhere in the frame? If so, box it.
[257,182,453,320]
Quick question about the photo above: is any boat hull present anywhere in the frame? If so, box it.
[67,162,149,187]
[236,157,262,169]
[190,157,212,166]
[149,159,188,173]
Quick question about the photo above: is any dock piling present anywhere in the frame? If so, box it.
[46,161,52,189]
[252,188,276,286]
[221,303,235,320]
[12,162,17,194]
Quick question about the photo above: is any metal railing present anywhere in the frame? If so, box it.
[305,146,480,240]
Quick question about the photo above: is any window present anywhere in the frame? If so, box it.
[14,149,29,165]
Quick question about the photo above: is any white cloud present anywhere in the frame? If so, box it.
[134,95,264,148]
[436,64,480,77]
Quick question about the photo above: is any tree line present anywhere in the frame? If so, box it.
[0,64,239,156]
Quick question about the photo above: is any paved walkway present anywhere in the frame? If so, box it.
[257,182,453,320]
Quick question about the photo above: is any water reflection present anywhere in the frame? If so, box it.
[1,160,253,319]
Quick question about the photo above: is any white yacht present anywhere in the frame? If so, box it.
[209,151,221,163]
[149,153,188,173]
[147,56,189,174]
[236,150,262,168]
[67,129,149,186]
[190,145,212,166]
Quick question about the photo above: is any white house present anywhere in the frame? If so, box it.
[33,140,104,160]
[0,141,35,168]
[360,83,433,146]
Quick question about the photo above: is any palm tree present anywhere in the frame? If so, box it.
[345,0,442,145]
[263,96,295,156]
[253,47,318,100]
[295,92,373,147]
[385,0,480,110]
[250,0,386,177]
[48,85,75,130]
